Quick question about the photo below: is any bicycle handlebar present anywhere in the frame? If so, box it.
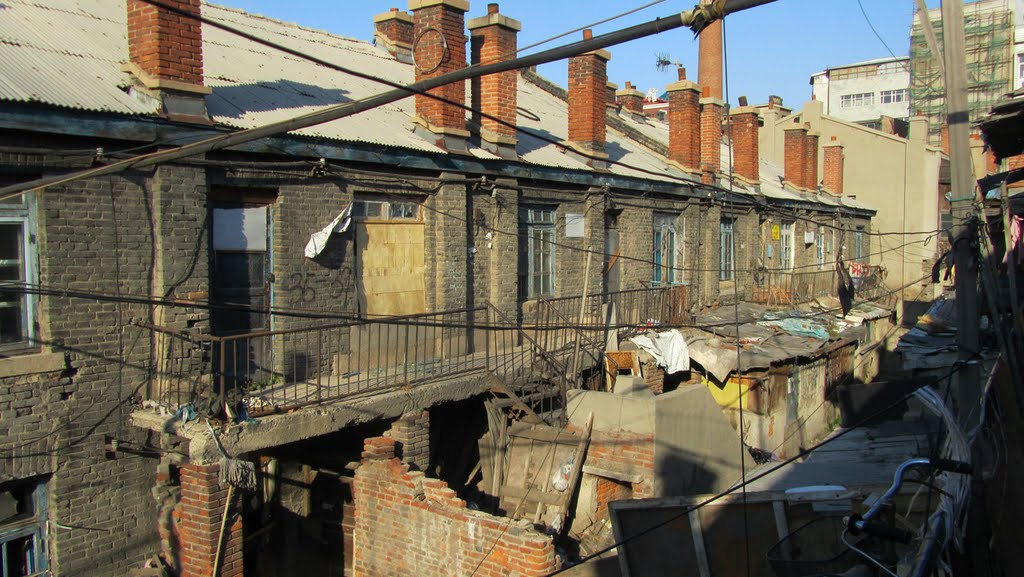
[847,515,914,544]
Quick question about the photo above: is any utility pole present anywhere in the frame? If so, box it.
[939,5,986,575]
[940,0,979,428]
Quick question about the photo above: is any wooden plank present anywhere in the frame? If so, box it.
[498,484,563,506]
[555,412,594,528]
[687,510,712,577]
[508,422,580,445]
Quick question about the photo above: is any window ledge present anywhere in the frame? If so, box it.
[0,350,64,378]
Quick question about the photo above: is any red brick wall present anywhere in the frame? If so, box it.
[384,410,431,471]
[668,84,701,172]
[731,111,759,184]
[127,0,204,85]
[175,463,244,577]
[803,132,819,191]
[568,48,609,153]
[823,143,844,194]
[594,477,632,522]
[412,2,467,131]
[644,362,665,395]
[470,10,518,139]
[585,431,656,499]
[700,99,723,183]
[353,437,558,577]
[784,127,807,189]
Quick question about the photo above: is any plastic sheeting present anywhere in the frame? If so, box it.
[629,329,690,374]
[304,203,352,258]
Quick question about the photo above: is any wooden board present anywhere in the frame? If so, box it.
[356,221,425,316]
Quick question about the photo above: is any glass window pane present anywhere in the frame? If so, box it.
[0,224,22,262]
[0,305,24,344]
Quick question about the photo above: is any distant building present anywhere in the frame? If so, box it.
[911,0,1019,144]
[809,56,911,131]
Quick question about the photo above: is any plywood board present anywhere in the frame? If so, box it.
[356,222,425,316]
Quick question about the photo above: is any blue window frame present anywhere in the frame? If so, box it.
[519,207,556,299]
[652,213,681,285]
[720,218,735,281]
[0,478,48,577]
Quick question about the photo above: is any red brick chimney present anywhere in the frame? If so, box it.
[667,67,701,174]
[783,124,807,190]
[469,3,520,159]
[697,0,723,100]
[374,8,415,63]
[410,0,470,149]
[124,0,210,122]
[617,81,644,114]
[822,136,844,194]
[606,81,619,108]
[568,29,611,163]
[804,129,820,191]
[699,87,724,184]
[730,106,759,185]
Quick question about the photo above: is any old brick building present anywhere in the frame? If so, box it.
[0,1,875,576]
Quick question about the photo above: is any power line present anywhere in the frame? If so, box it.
[0,0,778,202]
[543,355,975,575]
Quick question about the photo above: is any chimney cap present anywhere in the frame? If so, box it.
[408,0,469,12]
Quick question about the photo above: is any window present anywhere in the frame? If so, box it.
[0,190,36,352]
[352,198,421,221]
[855,227,866,263]
[1018,54,1024,88]
[719,218,735,281]
[880,89,908,104]
[652,214,683,285]
[520,207,556,299]
[839,92,874,108]
[816,226,826,270]
[0,478,48,577]
[780,221,794,270]
[877,61,906,75]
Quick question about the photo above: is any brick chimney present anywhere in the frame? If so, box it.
[410,0,470,151]
[568,29,611,166]
[699,87,724,184]
[697,0,723,100]
[374,8,415,63]
[606,81,619,108]
[822,136,844,194]
[469,3,521,159]
[617,81,644,114]
[783,124,807,190]
[124,0,211,122]
[667,67,701,174]
[804,129,820,191]
[730,106,759,185]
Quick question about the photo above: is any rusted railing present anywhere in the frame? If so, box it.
[751,269,836,305]
[536,286,689,334]
[535,296,615,391]
[145,307,487,416]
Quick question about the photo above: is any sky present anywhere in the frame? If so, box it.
[219,0,942,108]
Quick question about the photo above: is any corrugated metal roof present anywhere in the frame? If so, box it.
[0,0,875,211]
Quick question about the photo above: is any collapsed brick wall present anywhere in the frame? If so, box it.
[583,431,655,499]
[593,477,632,522]
[353,437,558,577]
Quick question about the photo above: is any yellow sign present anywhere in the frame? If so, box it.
[771,225,781,241]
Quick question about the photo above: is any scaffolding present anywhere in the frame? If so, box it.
[910,0,1015,144]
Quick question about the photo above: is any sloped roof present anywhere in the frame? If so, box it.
[0,0,875,214]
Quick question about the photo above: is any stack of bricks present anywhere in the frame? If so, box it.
[353,437,558,576]
[616,81,644,115]
[699,88,724,184]
[175,463,244,577]
[643,362,665,395]
[384,410,431,471]
[126,0,204,85]
[411,0,468,132]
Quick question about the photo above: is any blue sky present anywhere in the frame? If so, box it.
[221,0,940,108]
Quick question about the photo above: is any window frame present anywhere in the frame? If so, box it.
[879,88,908,104]
[719,217,735,281]
[839,92,875,108]
[352,197,423,223]
[780,221,794,271]
[0,478,48,577]
[855,227,866,263]
[0,192,37,354]
[520,207,557,300]
[816,225,826,270]
[652,213,683,286]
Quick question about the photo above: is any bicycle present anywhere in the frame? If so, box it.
[767,457,973,577]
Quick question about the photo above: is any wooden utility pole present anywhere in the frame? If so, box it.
[940,0,980,428]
